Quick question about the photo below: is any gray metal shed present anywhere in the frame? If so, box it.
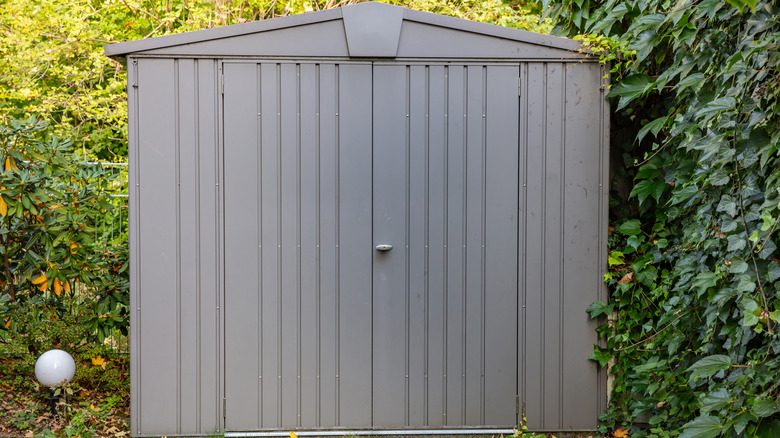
[105,2,609,436]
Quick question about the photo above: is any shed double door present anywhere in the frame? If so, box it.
[223,60,520,431]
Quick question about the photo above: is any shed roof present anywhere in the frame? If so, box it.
[104,2,588,60]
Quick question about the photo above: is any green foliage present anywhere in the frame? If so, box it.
[0,117,128,342]
[543,0,780,435]
[0,0,549,161]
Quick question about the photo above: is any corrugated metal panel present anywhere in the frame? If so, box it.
[223,61,521,431]
[223,61,374,430]
[131,57,222,436]
[131,56,606,436]
[518,62,606,431]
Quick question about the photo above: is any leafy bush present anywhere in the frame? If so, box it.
[543,0,780,436]
[0,116,128,344]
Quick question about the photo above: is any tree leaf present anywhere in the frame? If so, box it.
[679,416,724,438]
[687,354,731,380]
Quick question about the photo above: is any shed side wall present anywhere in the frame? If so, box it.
[131,57,222,437]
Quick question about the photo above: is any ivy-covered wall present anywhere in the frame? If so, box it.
[544,0,779,436]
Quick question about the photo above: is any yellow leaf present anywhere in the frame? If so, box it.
[63,281,71,293]
[290,432,298,438]
[70,242,78,254]
[32,274,48,285]
[613,427,629,438]
[4,157,10,172]
[91,356,105,366]
[39,282,48,292]
[0,195,6,217]
[53,278,62,296]
[4,320,9,328]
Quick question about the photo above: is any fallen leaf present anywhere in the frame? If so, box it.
[91,356,105,366]
[614,427,629,437]
[290,432,298,438]
[618,271,634,284]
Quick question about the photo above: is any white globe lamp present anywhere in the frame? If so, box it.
[35,349,76,387]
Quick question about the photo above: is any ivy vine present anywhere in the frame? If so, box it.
[543,0,779,436]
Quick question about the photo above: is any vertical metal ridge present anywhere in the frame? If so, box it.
[129,57,142,435]
[540,62,547,425]
[314,63,322,428]
[442,64,449,426]
[334,63,341,426]
[461,65,468,426]
[480,65,487,426]
[194,58,202,434]
[558,65,566,429]
[423,64,430,428]
[174,58,183,435]
[405,64,411,428]
[257,62,264,429]
[276,62,283,428]
[519,62,529,414]
[216,59,223,433]
[296,62,303,428]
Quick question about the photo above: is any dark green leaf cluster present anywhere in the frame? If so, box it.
[0,117,129,344]
[544,0,779,435]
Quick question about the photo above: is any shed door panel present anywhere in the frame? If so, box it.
[372,64,519,428]
[224,61,373,430]
[224,61,519,431]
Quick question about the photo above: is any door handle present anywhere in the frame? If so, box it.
[375,244,393,251]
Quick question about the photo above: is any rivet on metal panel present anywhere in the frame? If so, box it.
[522,305,526,308]
[405,375,409,378]
[336,375,339,378]
[523,184,527,187]
[217,306,220,309]
[279,376,281,378]
[336,244,339,248]
[278,113,281,116]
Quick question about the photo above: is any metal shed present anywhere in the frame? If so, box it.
[105,2,609,436]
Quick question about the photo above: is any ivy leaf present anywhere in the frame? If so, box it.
[716,195,738,217]
[589,345,612,367]
[679,416,724,438]
[637,116,668,143]
[708,170,730,186]
[587,300,613,318]
[675,73,705,94]
[725,0,757,11]
[618,219,642,236]
[733,412,758,434]
[751,399,779,417]
[609,74,653,110]
[695,97,736,120]
[699,388,731,414]
[727,235,747,252]
[687,354,731,381]
[692,272,718,296]
[672,184,699,204]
